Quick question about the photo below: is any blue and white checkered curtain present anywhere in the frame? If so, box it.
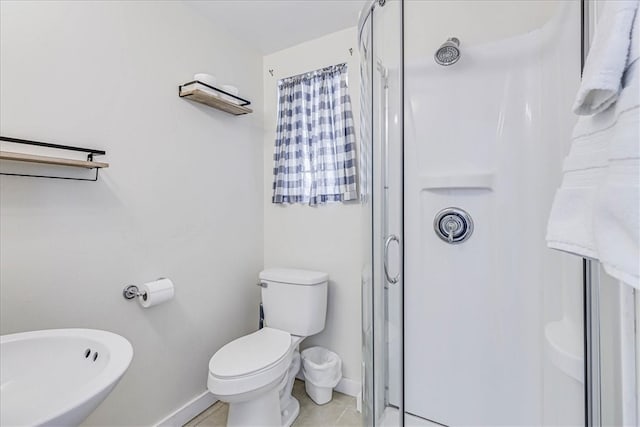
[272,63,358,205]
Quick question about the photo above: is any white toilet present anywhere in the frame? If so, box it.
[207,268,328,427]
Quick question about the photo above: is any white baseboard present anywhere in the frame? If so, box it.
[296,371,361,398]
[334,377,361,397]
[156,377,361,426]
[155,391,217,427]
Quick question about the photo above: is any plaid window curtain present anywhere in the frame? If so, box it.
[272,63,358,205]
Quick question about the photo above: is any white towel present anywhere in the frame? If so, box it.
[547,4,640,289]
[573,0,639,115]
[592,62,639,287]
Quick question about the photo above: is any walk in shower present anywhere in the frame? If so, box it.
[360,1,588,425]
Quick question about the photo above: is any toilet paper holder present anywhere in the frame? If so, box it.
[122,285,148,301]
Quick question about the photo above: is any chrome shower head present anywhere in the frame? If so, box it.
[434,37,460,66]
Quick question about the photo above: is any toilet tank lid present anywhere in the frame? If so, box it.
[259,268,329,285]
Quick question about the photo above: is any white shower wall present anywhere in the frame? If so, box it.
[402,1,584,424]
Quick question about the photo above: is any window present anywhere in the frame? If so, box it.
[272,63,358,205]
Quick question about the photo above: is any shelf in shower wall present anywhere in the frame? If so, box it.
[420,172,494,190]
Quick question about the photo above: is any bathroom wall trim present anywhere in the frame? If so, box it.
[296,372,362,397]
[155,377,361,426]
[154,391,217,427]
[335,377,362,397]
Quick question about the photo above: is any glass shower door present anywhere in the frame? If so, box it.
[360,0,403,425]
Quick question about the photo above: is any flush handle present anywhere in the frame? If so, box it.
[256,282,268,288]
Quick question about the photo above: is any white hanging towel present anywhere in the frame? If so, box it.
[547,1,640,289]
[573,0,639,115]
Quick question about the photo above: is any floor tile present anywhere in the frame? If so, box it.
[184,402,227,427]
[336,407,362,427]
[184,380,361,427]
[194,403,228,427]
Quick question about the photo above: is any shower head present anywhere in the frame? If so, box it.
[434,37,461,66]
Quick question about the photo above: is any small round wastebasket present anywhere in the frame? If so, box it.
[301,346,342,405]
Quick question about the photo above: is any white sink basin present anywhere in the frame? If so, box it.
[1,329,133,426]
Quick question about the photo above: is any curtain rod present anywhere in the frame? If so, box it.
[277,62,347,84]
[268,46,353,78]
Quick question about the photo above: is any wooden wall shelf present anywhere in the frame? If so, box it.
[0,136,108,181]
[179,81,253,116]
[0,151,109,169]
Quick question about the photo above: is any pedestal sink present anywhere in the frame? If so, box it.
[1,329,133,426]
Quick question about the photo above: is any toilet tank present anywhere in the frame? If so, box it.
[259,268,328,337]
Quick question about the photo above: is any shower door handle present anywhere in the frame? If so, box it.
[384,235,400,284]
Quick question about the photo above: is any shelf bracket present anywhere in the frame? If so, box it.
[0,168,100,182]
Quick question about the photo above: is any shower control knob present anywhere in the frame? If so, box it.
[434,207,474,244]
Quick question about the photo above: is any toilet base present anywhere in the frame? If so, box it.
[227,388,281,427]
[281,396,300,427]
[278,349,301,426]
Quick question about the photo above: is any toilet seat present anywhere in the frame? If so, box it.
[208,328,293,397]
[211,327,291,378]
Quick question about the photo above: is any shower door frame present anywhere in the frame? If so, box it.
[359,0,405,425]
[582,1,598,425]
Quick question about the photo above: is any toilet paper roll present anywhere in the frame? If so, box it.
[138,278,174,308]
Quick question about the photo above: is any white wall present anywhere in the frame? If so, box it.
[262,28,363,384]
[405,0,558,60]
[0,1,263,425]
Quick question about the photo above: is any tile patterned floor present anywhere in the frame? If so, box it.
[184,380,361,427]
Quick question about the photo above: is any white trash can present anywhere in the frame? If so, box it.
[301,346,342,405]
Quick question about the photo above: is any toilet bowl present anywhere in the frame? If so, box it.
[207,268,328,427]
[208,329,304,426]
